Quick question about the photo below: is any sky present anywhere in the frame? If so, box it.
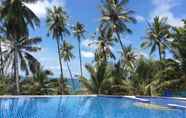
[25,0,186,78]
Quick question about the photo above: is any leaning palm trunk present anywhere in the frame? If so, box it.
[116,32,125,53]
[14,49,20,94]
[66,62,75,90]
[56,39,64,95]
[78,38,83,77]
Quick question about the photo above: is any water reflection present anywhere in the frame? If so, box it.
[55,97,107,118]
[77,97,105,118]
[56,96,64,118]
[0,97,49,118]
[0,97,185,118]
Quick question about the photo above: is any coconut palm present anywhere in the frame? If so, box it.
[0,0,40,94]
[171,20,186,75]
[170,21,186,92]
[2,36,41,94]
[60,41,75,90]
[121,45,136,72]
[46,6,70,94]
[134,59,180,96]
[100,0,136,53]
[141,16,170,60]
[144,60,181,96]
[80,63,108,94]
[0,21,10,76]
[72,22,85,77]
[94,32,115,64]
[0,0,40,38]
[110,58,181,96]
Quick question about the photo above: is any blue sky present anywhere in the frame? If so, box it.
[25,0,186,78]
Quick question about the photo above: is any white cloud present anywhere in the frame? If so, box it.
[135,50,149,59]
[49,66,60,70]
[150,0,184,27]
[81,51,94,58]
[82,39,97,49]
[135,15,145,22]
[24,0,65,18]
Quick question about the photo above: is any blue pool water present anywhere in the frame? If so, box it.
[0,96,186,118]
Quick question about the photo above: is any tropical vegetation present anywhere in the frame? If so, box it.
[0,0,185,97]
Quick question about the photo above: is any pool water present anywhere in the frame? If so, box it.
[0,96,186,118]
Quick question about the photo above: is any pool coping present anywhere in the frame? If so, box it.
[0,95,97,98]
[0,95,185,100]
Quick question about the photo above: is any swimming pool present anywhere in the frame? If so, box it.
[0,96,186,118]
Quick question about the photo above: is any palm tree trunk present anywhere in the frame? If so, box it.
[158,43,162,60]
[103,47,107,64]
[78,38,83,77]
[14,50,20,94]
[116,32,125,53]
[56,39,64,95]
[66,62,75,90]
[163,51,166,59]
[0,41,4,76]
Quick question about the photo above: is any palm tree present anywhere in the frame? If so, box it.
[0,0,40,38]
[60,41,75,90]
[80,63,108,94]
[46,6,70,94]
[100,0,136,53]
[110,58,180,96]
[141,16,170,60]
[94,32,115,64]
[121,45,136,72]
[144,60,181,96]
[0,0,40,94]
[72,22,85,77]
[2,36,41,94]
[171,20,186,75]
